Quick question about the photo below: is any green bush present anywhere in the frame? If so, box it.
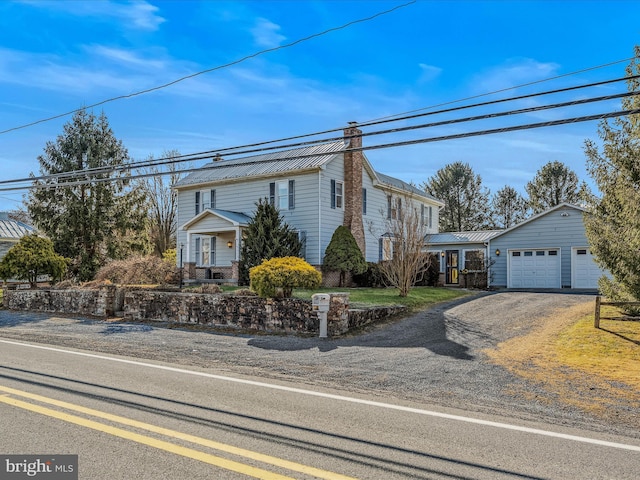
[599,276,640,317]
[250,256,321,298]
[0,234,68,287]
[322,226,367,287]
[353,262,387,288]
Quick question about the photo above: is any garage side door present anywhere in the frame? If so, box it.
[508,249,561,288]
[572,248,608,289]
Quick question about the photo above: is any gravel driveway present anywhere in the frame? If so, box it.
[0,291,635,438]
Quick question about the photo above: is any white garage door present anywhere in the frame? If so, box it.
[572,248,608,289]
[508,249,561,288]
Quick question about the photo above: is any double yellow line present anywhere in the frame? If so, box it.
[0,385,357,480]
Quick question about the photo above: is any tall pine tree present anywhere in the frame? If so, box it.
[584,47,640,308]
[28,109,147,281]
[525,161,580,213]
[238,199,302,285]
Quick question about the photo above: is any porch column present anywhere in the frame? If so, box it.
[235,226,241,261]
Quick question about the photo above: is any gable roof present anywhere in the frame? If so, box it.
[428,230,503,245]
[173,139,442,204]
[174,141,347,188]
[490,203,586,240]
[0,212,35,240]
[375,172,442,204]
[180,209,251,230]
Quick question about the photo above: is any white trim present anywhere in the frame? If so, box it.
[507,247,561,289]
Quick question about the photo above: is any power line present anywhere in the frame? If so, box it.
[4,75,635,186]
[4,107,637,193]
[363,55,639,124]
[0,1,416,136]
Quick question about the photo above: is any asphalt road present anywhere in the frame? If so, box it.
[1,338,639,480]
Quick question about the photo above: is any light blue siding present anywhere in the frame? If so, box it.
[489,205,588,288]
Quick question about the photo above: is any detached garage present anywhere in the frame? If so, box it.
[488,203,609,290]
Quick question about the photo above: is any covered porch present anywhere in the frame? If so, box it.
[179,209,250,284]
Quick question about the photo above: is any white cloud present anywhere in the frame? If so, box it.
[251,18,286,48]
[418,63,442,83]
[472,58,561,94]
[18,0,166,31]
[88,45,166,70]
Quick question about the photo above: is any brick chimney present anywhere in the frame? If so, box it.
[343,122,366,256]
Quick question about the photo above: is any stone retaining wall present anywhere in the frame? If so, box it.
[3,288,406,336]
[3,285,117,317]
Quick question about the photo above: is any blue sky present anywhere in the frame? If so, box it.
[1,0,639,208]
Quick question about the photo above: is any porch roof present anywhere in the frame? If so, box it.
[180,209,251,230]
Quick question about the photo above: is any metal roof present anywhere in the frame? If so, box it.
[0,212,35,240]
[375,172,440,202]
[427,230,503,244]
[174,141,348,188]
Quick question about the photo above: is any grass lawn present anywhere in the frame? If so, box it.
[555,306,640,391]
[291,286,471,311]
[487,302,640,414]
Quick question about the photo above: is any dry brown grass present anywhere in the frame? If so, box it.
[486,302,640,417]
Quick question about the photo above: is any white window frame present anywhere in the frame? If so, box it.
[335,181,343,209]
[195,236,216,266]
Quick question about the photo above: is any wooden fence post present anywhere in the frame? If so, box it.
[594,296,601,329]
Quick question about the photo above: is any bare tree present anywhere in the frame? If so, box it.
[372,191,432,297]
[137,150,187,256]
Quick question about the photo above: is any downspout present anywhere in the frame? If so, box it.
[485,240,491,288]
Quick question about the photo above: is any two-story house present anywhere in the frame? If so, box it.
[174,124,444,285]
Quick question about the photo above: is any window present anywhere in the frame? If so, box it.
[512,251,521,257]
[387,195,401,220]
[195,236,216,266]
[536,251,545,256]
[524,251,533,257]
[428,206,433,228]
[331,180,343,209]
[421,204,425,226]
[379,237,393,261]
[269,180,295,210]
[577,249,587,255]
[464,250,485,271]
[195,189,216,215]
[549,250,558,256]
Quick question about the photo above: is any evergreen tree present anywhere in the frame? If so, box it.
[584,47,640,308]
[0,234,67,288]
[490,186,529,228]
[525,160,580,213]
[238,199,302,285]
[423,162,491,232]
[27,109,147,281]
[322,225,367,287]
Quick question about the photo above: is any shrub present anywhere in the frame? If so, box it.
[94,255,179,285]
[233,288,258,296]
[353,262,387,288]
[250,256,321,298]
[413,253,440,287]
[0,234,68,288]
[194,284,222,294]
[322,226,367,287]
[599,276,640,317]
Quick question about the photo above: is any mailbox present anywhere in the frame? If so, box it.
[312,293,331,312]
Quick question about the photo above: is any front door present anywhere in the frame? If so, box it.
[446,250,459,285]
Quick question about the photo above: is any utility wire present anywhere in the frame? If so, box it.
[0,0,416,136]
[364,56,639,123]
[3,75,636,186]
[4,107,637,193]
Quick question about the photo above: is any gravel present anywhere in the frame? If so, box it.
[1,291,637,439]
